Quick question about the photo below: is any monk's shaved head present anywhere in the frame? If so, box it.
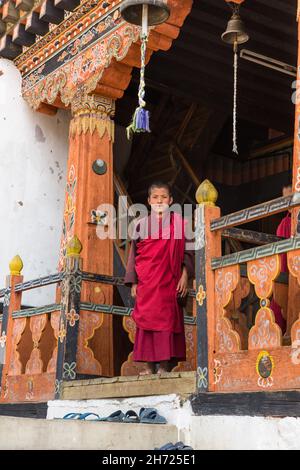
[148,181,172,197]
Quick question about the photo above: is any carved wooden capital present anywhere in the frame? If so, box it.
[70,93,115,141]
[71,93,115,118]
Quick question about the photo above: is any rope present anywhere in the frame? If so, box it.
[233,49,238,155]
[138,33,148,109]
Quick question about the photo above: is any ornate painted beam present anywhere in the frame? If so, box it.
[16,0,193,110]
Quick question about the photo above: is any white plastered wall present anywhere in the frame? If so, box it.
[0,58,70,306]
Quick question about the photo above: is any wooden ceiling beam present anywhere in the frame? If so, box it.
[54,0,80,11]
[15,0,34,11]
[2,1,19,23]
[25,11,49,35]
[39,0,64,24]
[12,22,35,46]
[0,34,22,58]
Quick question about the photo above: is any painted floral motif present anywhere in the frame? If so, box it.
[55,379,63,397]
[196,285,206,307]
[249,308,281,350]
[91,209,108,226]
[3,292,10,307]
[216,318,241,353]
[58,322,67,343]
[195,206,205,250]
[248,256,280,300]
[25,378,34,401]
[197,367,208,389]
[66,308,80,327]
[59,165,77,270]
[0,331,6,348]
[288,251,300,285]
[69,275,82,294]
[215,266,239,310]
[63,361,77,380]
[213,359,223,385]
[23,24,140,110]
[291,339,300,366]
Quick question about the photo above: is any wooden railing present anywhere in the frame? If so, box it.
[195,187,300,394]
[0,238,197,403]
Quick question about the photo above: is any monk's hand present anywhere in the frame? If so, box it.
[177,267,188,297]
[131,284,138,298]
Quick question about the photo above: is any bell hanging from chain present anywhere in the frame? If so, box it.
[121,1,170,139]
[222,3,249,154]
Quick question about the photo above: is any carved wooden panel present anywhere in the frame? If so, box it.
[47,311,60,373]
[247,255,280,299]
[25,315,47,375]
[288,249,300,284]
[76,312,103,375]
[248,307,282,350]
[216,317,241,353]
[215,266,241,354]
[8,318,26,376]
[215,265,240,312]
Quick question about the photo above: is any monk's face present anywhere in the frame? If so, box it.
[148,187,173,214]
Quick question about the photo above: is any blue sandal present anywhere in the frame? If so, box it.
[123,410,140,423]
[99,410,125,422]
[139,407,167,424]
[63,413,83,420]
[78,413,100,421]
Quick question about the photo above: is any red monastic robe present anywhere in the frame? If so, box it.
[124,212,194,362]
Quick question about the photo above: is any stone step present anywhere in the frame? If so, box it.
[0,415,178,450]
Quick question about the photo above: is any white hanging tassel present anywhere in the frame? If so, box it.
[233,42,238,155]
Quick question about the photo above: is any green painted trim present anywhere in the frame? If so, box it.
[212,236,300,270]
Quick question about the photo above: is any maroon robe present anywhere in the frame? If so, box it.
[270,213,291,333]
[124,212,194,362]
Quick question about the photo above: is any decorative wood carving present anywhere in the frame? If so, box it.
[215,265,241,354]
[8,318,26,376]
[25,315,47,375]
[247,255,280,300]
[249,307,282,350]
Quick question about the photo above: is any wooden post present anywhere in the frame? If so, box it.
[58,93,115,377]
[55,236,82,399]
[195,180,221,392]
[287,16,300,335]
[0,256,23,401]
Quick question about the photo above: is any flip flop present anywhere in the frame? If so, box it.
[139,407,167,424]
[174,442,194,450]
[154,442,176,450]
[122,410,140,423]
[99,410,125,422]
[62,413,83,420]
[78,412,100,421]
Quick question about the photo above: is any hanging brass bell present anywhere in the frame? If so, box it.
[221,13,249,45]
[120,0,170,27]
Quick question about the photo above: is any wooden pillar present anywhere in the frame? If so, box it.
[59,93,115,377]
[287,18,300,336]
[0,256,23,401]
[55,237,82,398]
[195,180,221,392]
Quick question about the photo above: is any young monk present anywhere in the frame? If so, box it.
[270,184,292,334]
[124,182,194,375]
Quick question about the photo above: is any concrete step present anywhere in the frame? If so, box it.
[0,415,178,450]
